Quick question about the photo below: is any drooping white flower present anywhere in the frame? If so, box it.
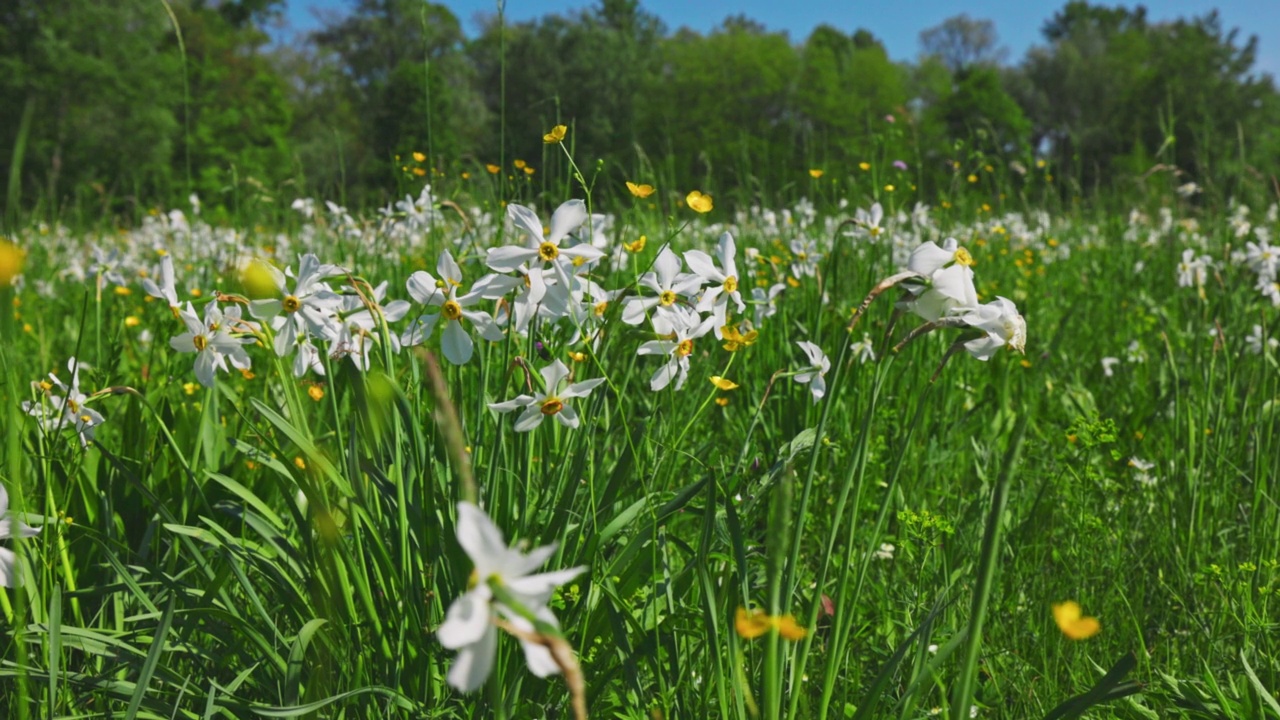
[403,250,518,365]
[906,238,973,278]
[684,232,745,336]
[488,360,605,432]
[793,341,831,402]
[958,297,1026,361]
[0,483,40,587]
[437,502,586,692]
[850,333,877,364]
[905,263,979,322]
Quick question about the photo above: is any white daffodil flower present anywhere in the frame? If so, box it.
[0,483,40,587]
[1176,248,1211,288]
[1258,275,1280,306]
[793,340,831,402]
[789,237,821,278]
[22,358,105,447]
[685,232,745,336]
[1245,324,1278,354]
[1245,240,1277,279]
[403,250,518,365]
[751,283,786,327]
[486,201,603,277]
[906,263,979,322]
[906,238,973,278]
[438,502,586,692]
[488,360,605,432]
[637,306,717,392]
[170,301,256,387]
[329,281,411,371]
[855,202,885,240]
[1101,357,1121,377]
[959,297,1026,361]
[850,332,877,364]
[621,245,703,326]
[141,253,180,315]
[249,254,345,357]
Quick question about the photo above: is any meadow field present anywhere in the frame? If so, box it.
[1,138,1278,719]
[3,1,1280,717]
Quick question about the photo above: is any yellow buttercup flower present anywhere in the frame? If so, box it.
[1052,601,1101,640]
[735,608,807,641]
[858,162,871,171]
[686,190,713,213]
[523,166,536,176]
[412,152,426,163]
[626,181,655,198]
[513,159,527,170]
[808,169,824,179]
[486,163,500,174]
[308,385,325,401]
[709,376,739,391]
[623,235,647,253]
[721,324,758,352]
[543,124,568,144]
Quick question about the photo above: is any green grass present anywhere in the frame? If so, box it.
[0,177,1277,720]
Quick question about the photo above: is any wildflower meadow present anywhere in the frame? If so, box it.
[2,1,1280,718]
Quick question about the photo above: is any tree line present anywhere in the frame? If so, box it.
[2,0,1278,221]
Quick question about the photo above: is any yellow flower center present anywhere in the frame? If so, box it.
[659,290,677,306]
[538,241,559,262]
[282,295,301,313]
[723,276,738,293]
[193,334,208,351]
[594,301,608,317]
[540,397,564,416]
[442,299,463,321]
[954,248,976,267]
[676,339,694,357]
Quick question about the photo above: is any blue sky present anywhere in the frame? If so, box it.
[279,0,1280,77]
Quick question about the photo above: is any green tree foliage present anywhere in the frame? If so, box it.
[176,3,296,213]
[1018,2,1280,196]
[312,0,487,205]
[3,0,1280,215]
[794,25,908,165]
[0,0,180,213]
[642,17,800,194]
[932,66,1031,156]
[468,0,664,184]
[919,14,1006,73]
